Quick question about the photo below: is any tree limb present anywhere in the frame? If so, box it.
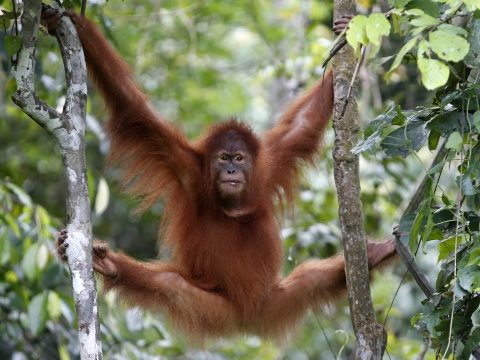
[332,0,387,358]
[11,1,102,359]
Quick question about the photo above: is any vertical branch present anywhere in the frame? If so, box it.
[11,1,102,359]
[331,0,387,358]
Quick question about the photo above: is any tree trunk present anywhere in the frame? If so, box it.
[11,1,103,359]
[331,1,387,358]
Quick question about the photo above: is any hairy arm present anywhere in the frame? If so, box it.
[263,69,334,202]
[43,9,199,208]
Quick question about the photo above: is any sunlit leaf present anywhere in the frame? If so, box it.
[346,15,368,54]
[409,14,439,28]
[463,0,480,11]
[418,57,449,90]
[429,30,469,62]
[94,177,110,216]
[36,243,49,269]
[47,291,62,320]
[365,13,391,46]
[437,23,468,37]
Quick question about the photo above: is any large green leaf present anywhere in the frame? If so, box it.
[365,13,391,46]
[345,15,368,54]
[429,29,469,62]
[418,57,449,90]
[381,120,428,157]
[463,0,480,11]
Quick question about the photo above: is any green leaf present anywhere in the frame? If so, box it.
[346,15,368,54]
[463,0,480,11]
[429,30,469,62]
[4,213,21,238]
[437,23,468,37]
[381,120,428,157]
[440,0,463,16]
[427,160,446,175]
[428,129,441,150]
[27,291,48,336]
[467,247,480,266]
[365,13,391,46]
[392,105,405,126]
[428,111,472,136]
[422,212,434,244]
[474,110,480,131]
[417,39,430,58]
[47,291,62,320]
[5,35,22,58]
[409,210,424,251]
[418,57,449,90]
[458,264,480,292]
[407,0,440,17]
[0,228,11,265]
[21,243,38,281]
[36,243,49,270]
[387,36,418,75]
[6,182,32,207]
[404,9,424,16]
[445,131,463,150]
[465,19,480,68]
[441,193,452,206]
[409,14,439,28]
[438,236,459,261]
[460,327,480,359]
[352,131,381,154]
[392,0,412,8]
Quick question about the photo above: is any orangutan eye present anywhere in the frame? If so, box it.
[219,154,229,162]
[235,155,244,162]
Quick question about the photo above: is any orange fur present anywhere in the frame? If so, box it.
[64,13,396,343]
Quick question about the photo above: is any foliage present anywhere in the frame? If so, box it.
[0,179,77,359]
[347,1,480,358]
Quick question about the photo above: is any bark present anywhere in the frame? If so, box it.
[331,1,386,358]
[11,1,103,359]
